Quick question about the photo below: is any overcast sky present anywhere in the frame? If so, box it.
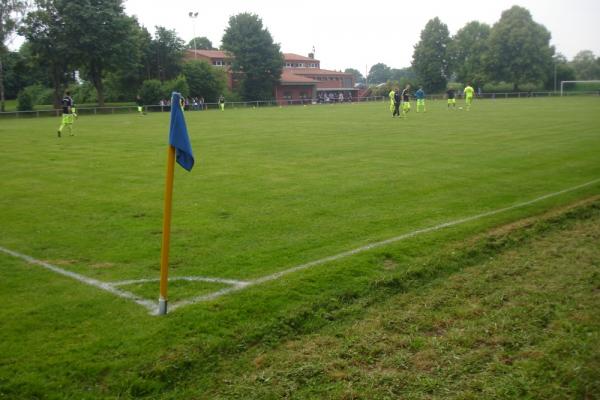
[11,1,600,74]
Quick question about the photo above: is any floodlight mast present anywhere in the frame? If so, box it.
[189,11,199,59]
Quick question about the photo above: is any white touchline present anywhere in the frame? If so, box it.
[1,178,599,315]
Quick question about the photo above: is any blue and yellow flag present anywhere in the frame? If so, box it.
[169,92,194,171]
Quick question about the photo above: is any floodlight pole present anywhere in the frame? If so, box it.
[189,11,198,59]
[158,145,176,315]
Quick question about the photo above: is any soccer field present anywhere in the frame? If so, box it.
[1,97,599,396]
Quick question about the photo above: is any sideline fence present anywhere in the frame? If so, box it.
[1,91,599,119]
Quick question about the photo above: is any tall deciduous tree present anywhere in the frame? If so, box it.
[60,0,134,106]
[221,13,282,101]
[412,17,451,92]
[344,68,364,84]
[187,36,214,50]
[0,0,28,111]
[151,26,185,82]
[485,6,554,90]
[449,21,490,87]
[367,63,391,84]
[571,50,600,80]
[20,0,74,107]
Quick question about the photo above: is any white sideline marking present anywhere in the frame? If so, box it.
[1,178,599,315]
[0,247,157,313]
[169,178,600,311]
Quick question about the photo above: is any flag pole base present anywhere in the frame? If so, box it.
[158,298,168,315]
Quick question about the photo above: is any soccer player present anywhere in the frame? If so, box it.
[401,84,411,118]
[57,91,74,137]
[218,94,225,111]
[464,82,475,111]
[388,88,396,115]
[415,86,426,113]
[392,89,401,117]
[136,95,145,115]
[446,87,456,109]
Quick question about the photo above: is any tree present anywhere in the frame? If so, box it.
[182,60,226,102]
[546,53,575,90]
[449,21,491,87]
[485,6,554,91]
[367,63,391,84]
[390,67,416,82]
[0,0,28,111]
[221,13,282,101]
[412,17,451,92]
[103,18,153,101]
[571,50,600,80]
[344,68,364,84]
[20,0,75,107]
[59,0,136,106]
[151,26,185,82]
[187,36,214,50]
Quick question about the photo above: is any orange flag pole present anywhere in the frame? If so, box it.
[158,145,176,315]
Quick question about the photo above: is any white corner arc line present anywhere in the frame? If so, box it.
[111,276,250,287]
[0,247,156,313]
[169,178,600,311]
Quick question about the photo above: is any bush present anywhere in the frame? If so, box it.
[139,80,164,105]
[16,84,54,110]
[17,89,34,111]
[482,81,514,93]
[68,82,97,104]
[163,75,189,98]
[182,60,227,102]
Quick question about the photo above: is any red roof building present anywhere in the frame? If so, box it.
[185,50,358,104]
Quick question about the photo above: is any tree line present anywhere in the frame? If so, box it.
[0,0,282,111]
[2,2,599,112]
[356,6,600,94]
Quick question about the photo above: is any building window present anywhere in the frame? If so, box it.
[285,62,292,67]
[309,63,317,68]
[283,92,292,99]
[213,60,223,66]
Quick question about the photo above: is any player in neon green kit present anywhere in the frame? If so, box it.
[57,91,74,137]
[464,82,475,111]
[388,88,395,114]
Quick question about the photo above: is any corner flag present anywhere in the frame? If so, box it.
[169,92,194,171]
[158,92,195,315]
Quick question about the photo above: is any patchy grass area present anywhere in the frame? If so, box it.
[196,199,600,399]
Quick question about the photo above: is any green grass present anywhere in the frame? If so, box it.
[199,200,600,399]
[0,97,599,398]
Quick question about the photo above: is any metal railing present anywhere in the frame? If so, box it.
[1,91,598,119]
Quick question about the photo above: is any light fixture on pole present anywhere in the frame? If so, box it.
[188,11,199,59]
